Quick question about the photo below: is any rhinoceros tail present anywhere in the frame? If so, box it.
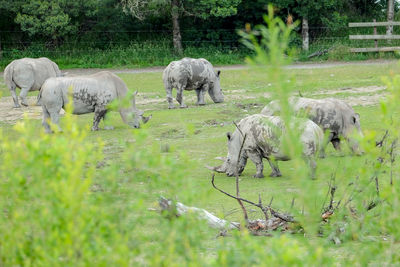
[36,89,43,106]
[4,63,16,91]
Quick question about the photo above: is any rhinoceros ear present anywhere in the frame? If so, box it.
[226,132,232,140]
[353,113,360,123]
[217,70,221,77]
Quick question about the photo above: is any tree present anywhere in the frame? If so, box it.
[121,0,241,54]
[268,0,346,51]
[387,0,394,37]
[12,0,98,45]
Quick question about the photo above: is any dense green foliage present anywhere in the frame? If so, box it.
[121,0,241,20]
[1,0,400,68]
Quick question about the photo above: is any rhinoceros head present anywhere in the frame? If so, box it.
[344,112,364,155]
[207,130,247,177]
[225,131,245,176]
[208,70,224,103]
[261,99,281,116]
[120,90,152,128]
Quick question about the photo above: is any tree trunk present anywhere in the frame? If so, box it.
[302,17,309,51]
[387,0,394,44]
[171,0,183,55]
[0,37,2,61]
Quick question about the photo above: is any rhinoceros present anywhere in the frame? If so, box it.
[162,57,224,109]
[4,57,62,107]
[261,97,363,157]
[208,114,324,178]
[37,71,151,133]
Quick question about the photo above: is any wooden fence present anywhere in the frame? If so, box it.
[349,20,400,52]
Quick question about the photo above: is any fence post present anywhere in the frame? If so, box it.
[387,0,394,44]
[302,17,309,51]
[373,19,378,48]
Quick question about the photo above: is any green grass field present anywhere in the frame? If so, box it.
[1,62,399,263]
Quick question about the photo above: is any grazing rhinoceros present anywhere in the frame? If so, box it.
[261,97,364,157]
[4,57,62,107]
[162,57,224,108]
[37,71,151,133]
[208,114,324,178]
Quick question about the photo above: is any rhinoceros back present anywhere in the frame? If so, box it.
[39,71,121,111]
[163,58,216,91]
[238,114,322,158]
[236,114,285,156]
[300,119,324,156]
[7,57,61,91]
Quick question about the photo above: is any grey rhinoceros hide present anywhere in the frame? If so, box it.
[38,71,151,133]
[3,57,62,107]
[162,57,224,109]
[208,114,324,179]
[261,97,363,157]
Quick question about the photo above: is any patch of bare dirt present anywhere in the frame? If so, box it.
[311,85,386,96]
[136,90,270,107]
[342,94,386,107]
[235,102,263,109]
[0,96,66,124]
[0,96,42,123]
[308,85,387,106]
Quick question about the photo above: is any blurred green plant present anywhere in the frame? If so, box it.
[0,101,204,265]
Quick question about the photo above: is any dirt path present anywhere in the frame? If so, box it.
[61,59,399,74]
[1,59,397,76]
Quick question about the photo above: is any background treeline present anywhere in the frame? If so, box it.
[0,0,399,68]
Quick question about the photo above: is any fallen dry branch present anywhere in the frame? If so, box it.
[234,133,249,223]
[159,197,240,230]
[211,174,295,223]
[158,196,291,234]
[307,47,334,59]
[376,130,389,147]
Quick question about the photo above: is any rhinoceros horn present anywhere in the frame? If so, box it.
[205,163,227,173]
[142,114,152,123]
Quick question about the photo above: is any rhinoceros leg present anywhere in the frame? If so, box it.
[331,138,341,151]
[165,84,175,109]
[319,132,334,158]
[247,152,264,178]
[195,89,201,104]
[237,154,248,175]
[266,158,282,177]
[102,111,114,130]
[42,105,62,133]
[42,105,52,133]
[176,83,187,108]
[49,111,61,131]
[92,107,107,131]
[196,84,208,105]
[9,84,20,108]
[304,156,317,179]
[20,85,33,107]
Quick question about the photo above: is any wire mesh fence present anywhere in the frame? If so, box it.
[0,25,399,68]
